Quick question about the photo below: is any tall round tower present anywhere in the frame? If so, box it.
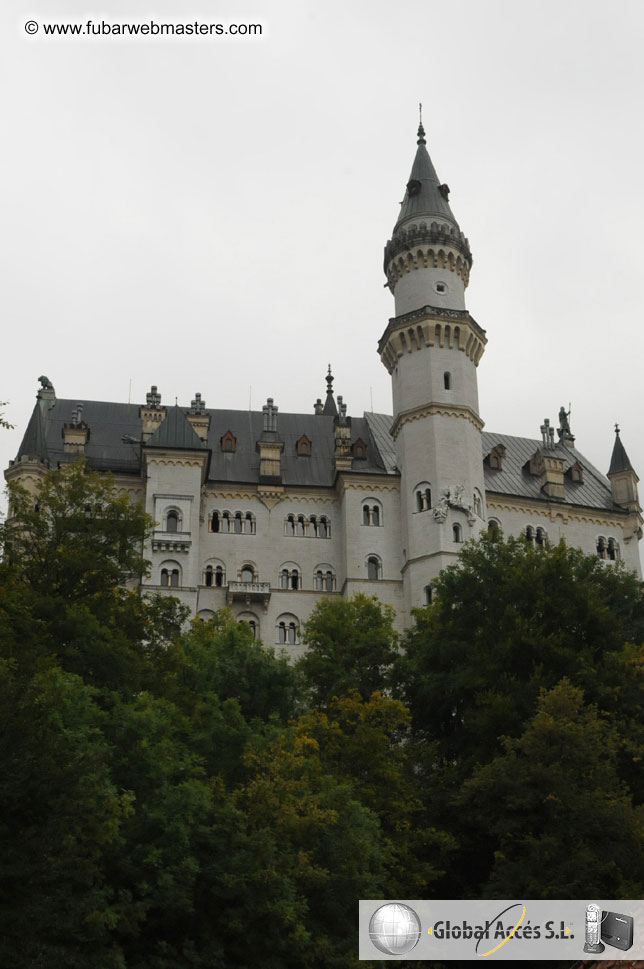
[379,121,488,612]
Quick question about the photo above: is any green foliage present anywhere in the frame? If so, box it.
[177,612,298,723]
[396,536,644,775]
[0,401,13,431]
[460,679,644,897]
[0,661,130,969]
[297,593,398,705]
[1,463,188,694]
[395,535,644,896]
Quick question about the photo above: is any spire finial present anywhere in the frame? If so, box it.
[615,422,620,435]
[417,102,426,145]
[326,364,333,390]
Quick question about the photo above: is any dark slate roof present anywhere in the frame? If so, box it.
[16,404,49,463]
[14,399,393,486]
[147,405,205,450]
[481,431,618,512]
[394,124,460,233]
[608,430,635,475]
[12,398,624,513]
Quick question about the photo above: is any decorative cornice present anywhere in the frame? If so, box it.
[379,306,487,371]
[486,493,631,527]
[391,402,484,439]
[384,221,472,275]
[144,454,206,469]
[336,474,400,497]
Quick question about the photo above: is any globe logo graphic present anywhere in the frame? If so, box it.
[369,903,421,955]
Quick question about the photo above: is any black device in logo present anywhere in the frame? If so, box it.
[601,910,633,952]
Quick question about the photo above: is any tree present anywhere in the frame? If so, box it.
[297,594,398,706]
[396,536,644,779]
[460,679,644,897]
[0,404,13,431]
[0,662,131,969]
[394,535,644,896]
[1,462,188,694]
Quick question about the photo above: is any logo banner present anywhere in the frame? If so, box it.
[359,899,644,960]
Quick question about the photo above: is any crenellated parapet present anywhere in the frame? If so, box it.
[378,304,487,373]
[384,220,472,292]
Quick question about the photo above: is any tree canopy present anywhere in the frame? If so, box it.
[394,535,644,896]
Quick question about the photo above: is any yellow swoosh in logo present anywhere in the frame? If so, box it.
[476,904,526,957]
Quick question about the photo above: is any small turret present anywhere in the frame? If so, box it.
[608,425,639,510]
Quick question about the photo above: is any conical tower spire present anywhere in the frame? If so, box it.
[608,424,635,475]
[383,118,474,316]
[394,118,461,234]
[16,403,49,464]
[322,365,338,417]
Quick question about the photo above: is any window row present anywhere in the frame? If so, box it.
[210,511,256,534]
[362,503,382,526]
[195,611,301,646]
[284,514,331,538]
[597,536,619,561]
[159,557,386,588]
[414,485,483,518]
[525,525,547,547]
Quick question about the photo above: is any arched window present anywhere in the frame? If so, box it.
[222,511,231,533]
[352,439,367,459]
[234,512,243,534]
[279,565,301,590]
[525,525,535,545]
[367,555,381,581]
[473,491,482,517]
[276,614,299,645]
[166,510,179,533]
[211,511,220,533]
[596,537,607,560]
[160,562,181,587]
[607,537,619,562]
[221,430,236,452]
[488,445,506,471]
[238,613,259,639]
[314,565,336,592]
[241,565,254,583]
[424,584,433,605]
[535,527,546,548]
[245,512,256,534]
[205,565,214,587]
[296,515,305,537]
[309,515,318,537]
[415,484,432,512]
[452,523,463,543]
[296,435,311,456]
[444,372,451,390]
[319,516,329,539]
[362,501,382,526]
[285,515,295,537]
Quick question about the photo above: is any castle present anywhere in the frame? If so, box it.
[7,123,642,649]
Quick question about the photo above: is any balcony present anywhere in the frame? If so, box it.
[226,580,271,610]
[151,530,191,554]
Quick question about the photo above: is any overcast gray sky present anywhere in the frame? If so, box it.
[2,0,644,516]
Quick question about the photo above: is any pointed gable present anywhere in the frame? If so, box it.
[146,405,206,450]
[608,430,634,475]
[16,404,49,463]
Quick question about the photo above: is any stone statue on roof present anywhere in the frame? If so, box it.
[557,406,574,443]
[38,375,54,390]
